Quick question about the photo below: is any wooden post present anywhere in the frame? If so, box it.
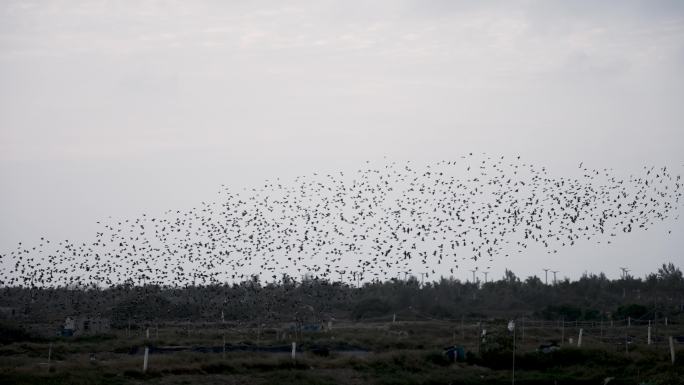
[143,346,149,373]
[670,336,676,364]
[577,328,583,348]
[291,342,296,360]
[47,342,52,371]
[648,321,651,345]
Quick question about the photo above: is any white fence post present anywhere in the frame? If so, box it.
[291,342,296,360]
[143,346,149,373]
[577,328,583,348]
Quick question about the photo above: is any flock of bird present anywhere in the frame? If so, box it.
[1,154,681,288]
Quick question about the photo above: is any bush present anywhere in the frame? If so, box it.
[614,304,648,320]
[424,350,452,366]
[352,298,391,319]
[0,322,34,344]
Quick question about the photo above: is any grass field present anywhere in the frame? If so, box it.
[1,319,683,385]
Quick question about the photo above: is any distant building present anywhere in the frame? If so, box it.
[61,316,110,336]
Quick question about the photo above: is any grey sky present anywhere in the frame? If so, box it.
[1,0,683,282]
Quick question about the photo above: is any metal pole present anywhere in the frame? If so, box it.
[521,317,525,343]
[512,323,516,385]
[561,317,565,344]
[625,332,629,354]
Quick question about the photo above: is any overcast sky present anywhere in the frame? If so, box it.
[1,0,683,282]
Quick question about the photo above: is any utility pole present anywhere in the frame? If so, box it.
[551,271,559,285]
[620,267,629,298]
[619,267,630,279]
[470,269,478,300]
[543,269,550,285]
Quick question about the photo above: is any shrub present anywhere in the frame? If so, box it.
[0,322,34,344]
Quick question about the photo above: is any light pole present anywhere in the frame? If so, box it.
[551,271,559,285]
[619,267,630,279]
[543,268,550,285]
[508,319,516,385]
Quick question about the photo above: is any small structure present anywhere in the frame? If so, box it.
[61,316,110,337]
[444,346,466,362]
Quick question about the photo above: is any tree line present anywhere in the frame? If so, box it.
[0,263,682,326]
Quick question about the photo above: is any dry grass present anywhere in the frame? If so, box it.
[1,320,683,385]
